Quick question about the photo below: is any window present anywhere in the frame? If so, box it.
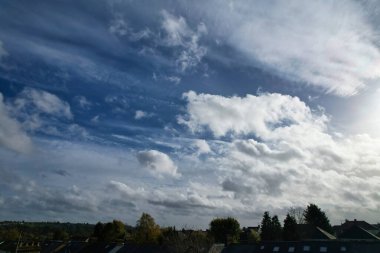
[288,246,295,252]
[340,246,347,252]
[273,246,279,252]
[320,246,327,252]
[303,245,310,251]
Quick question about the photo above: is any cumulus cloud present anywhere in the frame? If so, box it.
[198,0,380,96]
[137,150,180,178]
[179,90,327,139]
[161,10,207,72]
[0,93,32,153]
[179,91,380,221]
[193,139,211,155]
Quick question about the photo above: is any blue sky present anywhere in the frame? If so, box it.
[1,0,380,228]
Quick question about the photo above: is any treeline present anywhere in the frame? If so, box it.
[209,203,333,244]
[0,203,333,250]
[0,221,94,241]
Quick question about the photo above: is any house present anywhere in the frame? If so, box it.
[222,241,380,253]
[334,219,380,240]
[296,224,336,240]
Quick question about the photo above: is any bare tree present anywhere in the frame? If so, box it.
[288,206,305,224]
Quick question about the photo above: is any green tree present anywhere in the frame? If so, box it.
[134,213,161,244]
[53,229,69,241]
[260,212,272,241]
[283,214,298,241]
[260,212,283,241]
[95,220,126,242]
[209,217,240,244]
[271,215,282,240]
[93,222,104,238]
[303,203,333,233]
[240,228,260,243]
[2,227,20,241]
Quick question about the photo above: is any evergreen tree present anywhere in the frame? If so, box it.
[303,203,333,233]
[283,214,298,241]
[260,211,273,241]
[271,215,282,240]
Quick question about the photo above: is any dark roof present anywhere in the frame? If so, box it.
[339,225,380,240]
[222,241,380,253]
[116,244,167,253]
[77,242,119,253]
[296,224,336,240]
[339,220,378,231]
[221,244,256,253]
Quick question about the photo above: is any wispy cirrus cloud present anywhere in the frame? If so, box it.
[161,10,208,73]
[196,0,380,96]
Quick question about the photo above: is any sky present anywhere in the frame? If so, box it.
[1,0,380,228]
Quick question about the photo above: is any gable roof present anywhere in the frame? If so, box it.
[339,225,380,240]
[296,224,336,240]
[340,220,378,231]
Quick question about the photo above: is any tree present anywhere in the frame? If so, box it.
[240,227,260,243]
[283,214,298,241]
[93,222,104,238]
[134,213,161,244]
[303,203,333,233]
[260,212,273,241]
[260,212,283,241]
[209,217,240,244]
[271,215,282,241]
[94,220,126,242]
[288,206,305,224]
[53,229,69,241]
[162,228,213,253]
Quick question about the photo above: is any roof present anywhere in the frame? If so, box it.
[296,224,336,240]
[339,225,380,240]
[340,220,378,231]
[222,241,380,253]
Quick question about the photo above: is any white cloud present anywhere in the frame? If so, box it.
[166,76,181,85]
[193,139,211,155]
[0,93,32,153]
[137,150,180,178]
[179,91,380,222]
[179,90,327,139]
[107,180,146,199]
[199,0,380,96]
[134,110,153,120]
[15,88,72,119]
[161,10,207,72]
